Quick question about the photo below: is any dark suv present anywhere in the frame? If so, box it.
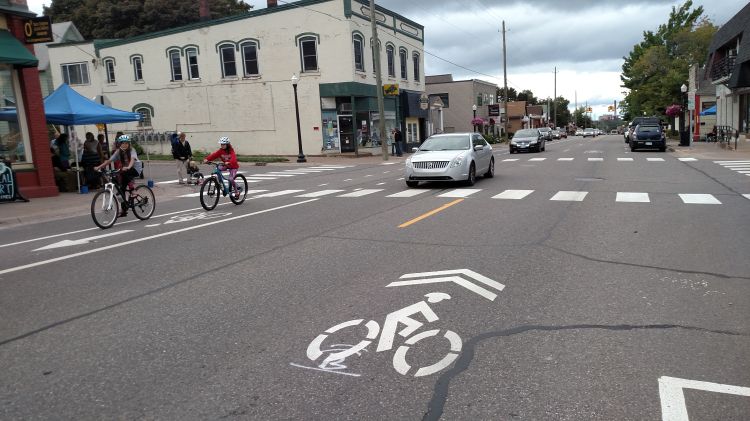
[630,123,666,152]
[626,117,660,144]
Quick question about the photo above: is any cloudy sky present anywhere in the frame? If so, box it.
[25,0,743,117]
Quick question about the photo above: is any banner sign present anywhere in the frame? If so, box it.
[0,161,28,202]
[488,104,500,116]
[383,84,399,96]
[23,16,53,44]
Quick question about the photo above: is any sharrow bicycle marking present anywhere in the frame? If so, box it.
[678,194,721,204]
[492,190,534,200]
[616,192,650,203]
[33,230,134,251]
[389,269,506,301]
[658,376,750,421]
[550,191,588,201]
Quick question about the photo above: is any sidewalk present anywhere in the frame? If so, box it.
[667,136,750,159]
[0,154,407,230]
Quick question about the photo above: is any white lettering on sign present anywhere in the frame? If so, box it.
[658,376,750,421]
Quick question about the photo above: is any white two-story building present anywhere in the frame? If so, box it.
[47,0,427,156]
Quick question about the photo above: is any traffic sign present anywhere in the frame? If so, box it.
[419,93,429,110]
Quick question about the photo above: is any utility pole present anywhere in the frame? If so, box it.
[502,21,508,139]
[553,66,558,128]
[369,0,388,160]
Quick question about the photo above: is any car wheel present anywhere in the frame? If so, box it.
[406,180,419,188]
[509,148,514,154]
[659,146,666,152]
[630,146,636,152]
[466,162,476,186]
[484,157,494,178]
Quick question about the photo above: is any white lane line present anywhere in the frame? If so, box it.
[438,189,481,198]
[344,179,353,181]
[617,158,634,161]
[397,178,405,180]
[254,190,305,198]
[678,158,698,162]
[33,230,134,251]
[616,192,650,203]
[550,191,588,201]
[736,171,750,174]
[387,189,431,198]
[377,182,386,185]
[647,158,665,161]
[743,194,750,200]
[558,158,574,161]
[588,158,603,161]
[295,190,344,197]
[273,172,308,175]
[492,189,534,200]
[383,171,391,174]
[528,158,546,161]
[337,189,384,197]
[286,169,323,173]
[502,159,519,162]
[720,165,750,168]
[365,175,373,177]
[0,200,318,276]
[308,166,352,169]
[0,227,100,248]
[145,224,160,228]
[678,194,721,204]
[261,173,297,177]
[381,162,397,166]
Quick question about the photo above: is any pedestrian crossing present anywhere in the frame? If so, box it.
[177,187,750,205]
[714,160,750,177]
[156,165,354,185]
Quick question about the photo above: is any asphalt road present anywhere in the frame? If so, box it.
[1,134,749,420]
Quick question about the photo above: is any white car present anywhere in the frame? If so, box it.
[405,133,494,187]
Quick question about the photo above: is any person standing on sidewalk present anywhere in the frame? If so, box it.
[172,132,192,184]
[393,127,403,157]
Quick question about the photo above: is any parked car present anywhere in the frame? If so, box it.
[575,129,584,136]
[626,117,660,144]
[583,128,595,138]
[551,129,561,139]
[509,128,545,153]
[405,132,494,187]
[538,127,553,141]
[630,124,666,152]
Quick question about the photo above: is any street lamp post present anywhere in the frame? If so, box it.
[472,104,477,132]
[291,74,306,163]
[680,83,688,146]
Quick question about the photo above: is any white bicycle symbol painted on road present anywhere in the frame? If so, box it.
[164,211,231,224]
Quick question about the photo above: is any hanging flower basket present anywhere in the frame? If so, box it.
[665,104,682,117]
[471,117,485,125]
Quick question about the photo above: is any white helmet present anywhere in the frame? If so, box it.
[218,136,230,145]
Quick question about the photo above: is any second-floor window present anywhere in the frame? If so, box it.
[353,34,365,72]
[299,36,318,72]
[399,48,407,80]
[412,52,420,82]
[240,42,259,76]
[132,56,143,81]
[61,62,90,85]
[186,48,200,80]
[104,59,115,83]
[219,44,237,78]
[169,50,182,81]
[386,45,395,78]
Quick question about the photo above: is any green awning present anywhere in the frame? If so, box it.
[0,30,38,67]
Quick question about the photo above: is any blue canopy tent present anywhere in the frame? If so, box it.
[700,105,717,116]
[0,84,141,192]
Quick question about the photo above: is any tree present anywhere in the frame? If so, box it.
[573,107,592,128]
[517,89,537,105]
[554,96,571,127]
[44,0,252,39]
[497,87,517,102]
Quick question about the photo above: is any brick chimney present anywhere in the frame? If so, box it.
[200,0,210,21]
[267,0,278,7]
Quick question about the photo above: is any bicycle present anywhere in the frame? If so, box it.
[199,162,248,210]
[90,169,156,229]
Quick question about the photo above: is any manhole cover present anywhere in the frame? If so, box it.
[575,177,605,181]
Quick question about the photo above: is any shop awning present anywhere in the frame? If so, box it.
[0,30,38,68]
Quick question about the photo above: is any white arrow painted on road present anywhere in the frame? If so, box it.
[33,230,133,251]
[658,376,750,421]
[386,269,505,301]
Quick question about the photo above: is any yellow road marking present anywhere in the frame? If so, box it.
[398,199,464,228]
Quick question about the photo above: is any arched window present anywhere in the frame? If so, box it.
[135,107,153,127]
[412,52,420,82]
[103,58,116,83]
[168,48,182,81]
[399,48,407,80]
[130,55,143,81]
[239,40,259,76]
[352,33,365,72]
[218,43,237,78]
[298,36,318,72]
[386,44,395,78]
[185,47,200,80]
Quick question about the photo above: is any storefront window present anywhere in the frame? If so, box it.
[321,110,339,150]
[0,65,30,164]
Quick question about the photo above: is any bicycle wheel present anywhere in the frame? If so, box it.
[91,190,119,229]
[229,174,248,205]
[200,178,220,210]
[131,185,156,220]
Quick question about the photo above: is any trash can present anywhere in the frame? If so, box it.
[679,131,690,146]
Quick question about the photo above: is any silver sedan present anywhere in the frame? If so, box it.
[405,133,494,187]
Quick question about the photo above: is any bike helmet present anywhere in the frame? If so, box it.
[218,136,230,145]
[117,134,131,143]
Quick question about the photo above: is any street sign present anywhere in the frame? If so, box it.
[23,16,53,44]
[488,104,500,116]
[383,84,399,96]
[419,93,429,110]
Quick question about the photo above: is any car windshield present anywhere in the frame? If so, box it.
[539,128,550,132]
[637,125,661,133]
[584,128,594,132]
[419,135,470,151]
[515,129,538,137]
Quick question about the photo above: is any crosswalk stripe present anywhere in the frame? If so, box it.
[284,169,323,173]
[678,158,698,162]
[502,159,519,162]
[254,190,305,198]
[438,189,482,198]
[558,158,574,161]
[337,189,383,197]
[387,189,432,197]
[679,194,721,204]
[714,161,750,164]
[492,190,534,200]
[743,194,750,200]
[262,173,299,177]
[528,158,546,161]
[178,189,267,198]
[647,158,665,161]
[617,158,634,161]
[588,158,603,161]
[737,171,750,174]
[721,164,750,168]
[550,191,588,201]
[274,172,309,175]
[295,189,344,197]
[616,192,650,203]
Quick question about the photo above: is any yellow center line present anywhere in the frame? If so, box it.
[398,199,464,228]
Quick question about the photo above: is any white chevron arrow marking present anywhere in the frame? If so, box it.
[387,269,504,301]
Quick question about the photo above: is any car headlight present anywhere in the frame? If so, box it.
[530,140,537,144]
[510,140,518,145]
[405,157,413,168]
[450,155,464,168]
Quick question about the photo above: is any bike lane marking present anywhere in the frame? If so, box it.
[398,199,463,228]
[658,376,750,421]
[0,199,318,276]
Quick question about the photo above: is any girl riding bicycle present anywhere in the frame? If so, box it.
[95,135,143,217]
[203,136,239,197]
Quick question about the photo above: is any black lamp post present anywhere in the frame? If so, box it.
[292,74,306,163]
[680,83,688,146]
[472,104,477,132]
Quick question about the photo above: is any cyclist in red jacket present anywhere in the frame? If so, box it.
[203,136,240,197]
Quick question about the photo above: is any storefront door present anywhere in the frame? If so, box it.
[338,115,354,152]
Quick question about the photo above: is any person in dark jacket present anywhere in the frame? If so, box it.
[172,132,192,184]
